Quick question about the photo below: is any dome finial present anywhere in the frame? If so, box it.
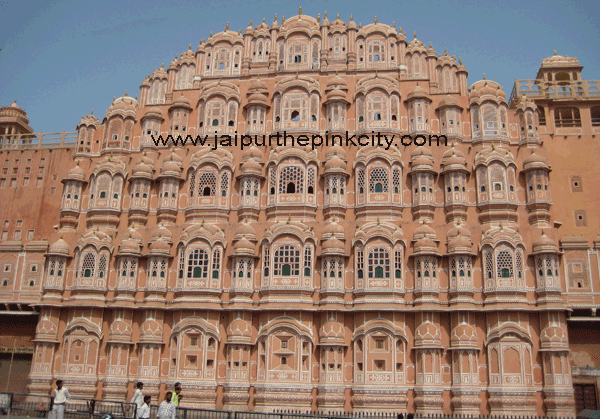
[124,90,128,96]
[554,50,557,55]
[414,31,417,39]
[91,109,94,115]
[298,6,302,15]
[281,15,285,24]
[359,23,362,29]
[161,62,164,68]
[374,16,377,24]
[273,14,277,22]
[225,22,229,31]
[262,17,265,23]
[189,44,192,50]
[429,42,432,48]
[317,13,320,23]
[392,22,396,28]
[210,31,213,37]
[483,73,486,80]
[337,13,340,19]
[444,47,447,55]
[459,57,463,65]
[324,11,327,19]
[13,98,17,104]
[350,14,353,21]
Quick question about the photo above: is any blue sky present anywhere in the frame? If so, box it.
[0,0,598,133]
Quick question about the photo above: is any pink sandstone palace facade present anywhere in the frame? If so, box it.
[1,10,600,416]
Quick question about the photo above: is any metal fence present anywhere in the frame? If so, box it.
[0,393,578,419]
[0,393,136,419]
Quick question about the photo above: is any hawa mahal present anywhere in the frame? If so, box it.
[1,10,599,416]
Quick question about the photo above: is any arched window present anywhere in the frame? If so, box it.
[291,110,300,121]
[286,182,296,193]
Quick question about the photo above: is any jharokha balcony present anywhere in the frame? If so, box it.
[510,78,600,105]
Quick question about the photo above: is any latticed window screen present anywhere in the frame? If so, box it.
[189,172,196,196]
[279,166,304,194]
[307,167,315,191]
[394,250,402,278]
[263,247,270,276]
[484,251,494,279]
[207,100,226,126]
[303,246,312,275]
[489,165,506,192]
[269,168,277,193]
[356,248,364,277]
[392,169,400,193]
[357,169,365,193]
[178,247,185,279]
[98,254,107,280]
[198,172,217,196]
[81,253,96,279]
[369,168,389,193]
[482,105,497,129]
[567,252,590,288]
[273,245,300,276]
[187,249,209,279]
[496,250,514,278]
[368,248,390,279]
[516,250,523,279]
[220,172,229,197]
[212,249,221,278]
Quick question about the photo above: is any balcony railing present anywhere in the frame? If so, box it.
[510,79,600,106]
[0,132,77,150]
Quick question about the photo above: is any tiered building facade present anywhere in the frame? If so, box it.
[1,10,600,415]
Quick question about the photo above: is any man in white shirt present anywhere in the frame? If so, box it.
[156,392,176,419]
[130,382,144,417]
[137,396,151,419]
[49,380,71,419]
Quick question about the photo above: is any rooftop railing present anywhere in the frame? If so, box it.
[0,132,77,151]
[509,79,600,106]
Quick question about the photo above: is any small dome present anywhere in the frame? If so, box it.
[227,317,252,344]
[48,238,70,256]
[410,146,433,159]
[412,155,434,168]
[326,74,347,90]
[523,151,549,169]
[319,318,345,344]
[324,155,347,170]
[407,84,431,101]
[65,162,86,182]
[151,224,172,242]
[450,323,478,348]
[234,221,257,241]
[414,223,436,238]
[323,220,345,237]
[171,94,192,110]
[242,145,264,161]
[415,320,442,348]
[540,324,568,350]
[142,107,164,121]
[247,92,268,106]
[437,94,462,109]
[248,78,268,92]
[322,238,345,252]
[532,231,558,254]
[233,237,255,252]
[240,158,262,176]
[325,144,346,159]
[149,239,171,254]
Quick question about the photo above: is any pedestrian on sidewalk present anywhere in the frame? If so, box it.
[156,392,175,419]
[49,380,71,419]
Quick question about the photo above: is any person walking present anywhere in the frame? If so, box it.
[137,396,151,419]
[49,380,71,419]
[130,382,144,418]
[156,392,175,419]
